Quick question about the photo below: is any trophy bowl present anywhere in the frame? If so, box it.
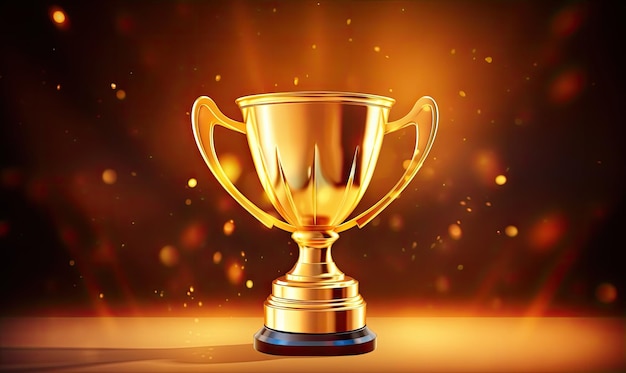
[192,91,438,355]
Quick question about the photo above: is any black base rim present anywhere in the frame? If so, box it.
[253,325,376,356]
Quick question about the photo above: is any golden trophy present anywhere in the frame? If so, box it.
[192,91,438,355]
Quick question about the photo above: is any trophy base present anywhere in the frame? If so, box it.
[253,325,376,356]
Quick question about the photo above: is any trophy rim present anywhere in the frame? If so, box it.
[235,91,396,108]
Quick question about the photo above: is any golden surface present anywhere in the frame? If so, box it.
[192,92,438,335]
[1,317,623,372]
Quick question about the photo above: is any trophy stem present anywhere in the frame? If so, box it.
[286,230,345,282]
[254,229,376,355]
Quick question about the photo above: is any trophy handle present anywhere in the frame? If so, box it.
[335,96,438,233]
[192,96,296,232]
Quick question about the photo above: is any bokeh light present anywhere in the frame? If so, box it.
[212,251,222,264]
[50,7,68,28]
[52,10,65,24]
[116,89,127,100]
[495,174,507,186]
[595,283,617,304]
[102,169,117,185]
[505,225,519,238]
[448,223,462,240]
[222,219,235,236]
[159,245,179,267]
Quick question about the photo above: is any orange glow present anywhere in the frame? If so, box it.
[529,213,567,251]
[473,149,501,184]
[388,214,404,232]
[526,248,579,316]
[219,154,242,183]
[0,220,9,237]
[1,317,623,371]
[179,222,207,250]
[551,3,586,38]
[435,275,450,293]
[226,261,244,285]
[548,67,585,105]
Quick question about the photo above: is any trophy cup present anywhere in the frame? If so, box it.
[192,91,438,355]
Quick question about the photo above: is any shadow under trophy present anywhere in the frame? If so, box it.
[192,91,438,355]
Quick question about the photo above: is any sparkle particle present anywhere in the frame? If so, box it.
[485,56,493,63]
[51,9,67,25]
[495,174,507,185]
[187,178,198,188]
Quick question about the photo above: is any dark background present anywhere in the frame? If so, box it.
[1,0,624,317]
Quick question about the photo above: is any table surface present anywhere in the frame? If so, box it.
[1,317,624,372]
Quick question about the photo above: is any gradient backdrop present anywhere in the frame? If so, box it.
[1,0,624,317]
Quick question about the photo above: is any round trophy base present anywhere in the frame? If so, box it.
[253,325,376,356]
